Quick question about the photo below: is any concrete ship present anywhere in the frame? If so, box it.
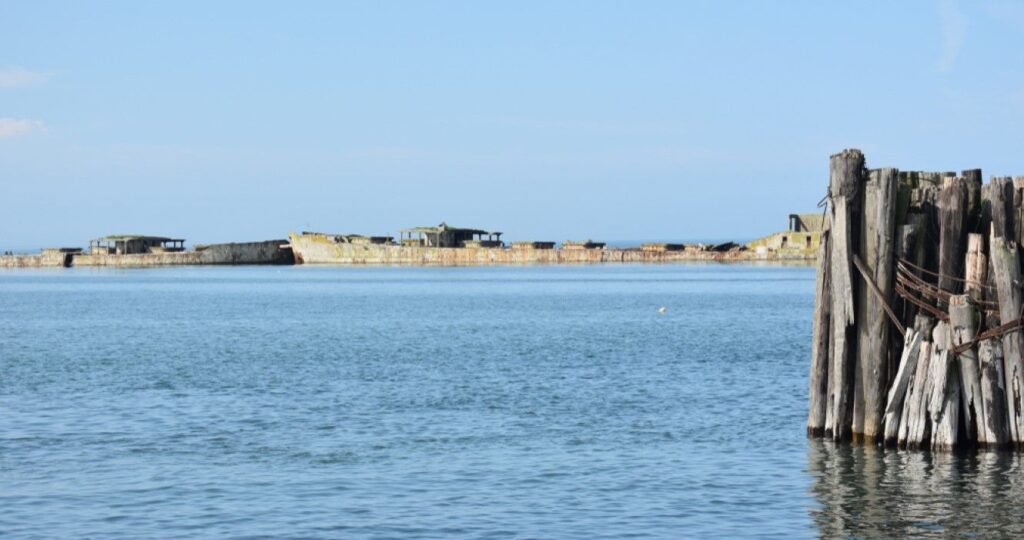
[287,220,819,266]
[0,235,294,268]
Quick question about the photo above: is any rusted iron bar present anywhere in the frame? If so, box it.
[897,264,998,307]
[897,273,943,300]
[896,272,950,303]
[853,253,906,335]
[898,257,995,290]
[897,264,953,302]
[952,316,1024,354]
[895,283,950,321]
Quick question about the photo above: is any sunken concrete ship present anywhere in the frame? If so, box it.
[288,220,819,265]
[0,235,293,268]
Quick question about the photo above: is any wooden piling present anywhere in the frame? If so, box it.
[898,316,934,449]
[990,177,1014,241]
[825,149,864,441]
[883,328,922,446]
[937,177,968,295]
[990,233,1024,447]
[1014,177,1024,248]
[928,322,959,451]
[892,217,925,382]
[949,294,984,444]
[978,338,1009,447]
[964,169,984,234]
[854,168,898,442]
[902,338,934,449]
[964,234,987,304]
[808,227,832,437]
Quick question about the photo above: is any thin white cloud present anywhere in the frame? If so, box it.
[938,0,967,73]
[0,118,43,139]
[0,67,51,89]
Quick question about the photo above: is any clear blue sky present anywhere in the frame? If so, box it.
[2,1,1023,248]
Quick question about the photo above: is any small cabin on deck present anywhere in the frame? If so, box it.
[562,240,606,250]
[299,232,394,245]
[512,241,556,250]
[399,223,503,248]
[641,243,685,252]
[89,235,186,255]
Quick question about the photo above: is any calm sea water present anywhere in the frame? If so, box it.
[3,264,1024,538]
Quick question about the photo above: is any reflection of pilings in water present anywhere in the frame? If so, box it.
[806,440,1024,537]
[807,442,892,538]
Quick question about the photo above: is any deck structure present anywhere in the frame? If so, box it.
[89,235,185,255]
[398,223,503,248]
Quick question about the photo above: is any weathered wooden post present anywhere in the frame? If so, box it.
[808,228,832,436]
[1015,177,1024,248]
[918,181,941,277]
[991,235,1024,447]
[949,294,984,444]
[883,328,922,446]
[938,177,968,295]
[899,316,935,448]
[854,168,897,442]
[978,338,1010,446]
[990,177,1014,240]
[902,336,934,449]
[990,175,1024,448]
[891,215,925,383]
[929,321,959,451]
[825,149,864,441]
[964,234,987,304]
[964,169,984,234]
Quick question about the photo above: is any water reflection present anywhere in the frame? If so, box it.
[807,441,1024,537]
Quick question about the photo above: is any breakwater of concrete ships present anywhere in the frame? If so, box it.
[1,219,820,269]
[287,232,815,265]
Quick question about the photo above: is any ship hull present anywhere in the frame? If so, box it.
[287,232,811,265]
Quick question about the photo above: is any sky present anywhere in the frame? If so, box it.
[2,0,1024,248]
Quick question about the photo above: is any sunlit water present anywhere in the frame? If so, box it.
[2,264,1022,538]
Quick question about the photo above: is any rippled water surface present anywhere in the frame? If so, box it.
[3,264,1022,538]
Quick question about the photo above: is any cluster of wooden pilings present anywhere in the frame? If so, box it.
[807,149,1024,451]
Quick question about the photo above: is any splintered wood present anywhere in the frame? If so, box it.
[808,148,1024,451]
